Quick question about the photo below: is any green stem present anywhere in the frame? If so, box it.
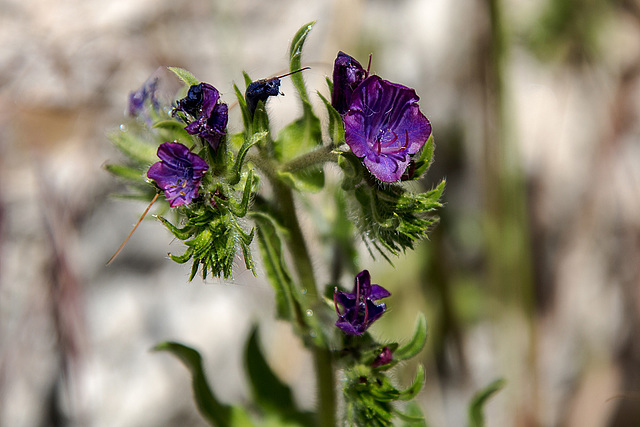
[273,182,336,426]
[282,145,338,174]
[268,174,336,427]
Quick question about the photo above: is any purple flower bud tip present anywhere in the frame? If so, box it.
[343,75,431,182]
[147,142,208,207]
[334,270,391,335]
[175,83,228,150]
[372,346,393,368]
[331,51,368,115]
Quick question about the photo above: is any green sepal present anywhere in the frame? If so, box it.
[168,66,200,87]
[394,313,428,361]
[398,365,425,401]
[353,179,446,258]
[229,170,259,217]
[468,379,505,427]
[325,76,333,94]
[243,71,253,89]
[288,21,315,111]
[233,82,253,133]
[317,91,345,148]
[169,247,194,264]
[156,215,195,240]
[244,327,315,426]
[228,132,267,185]
[410,134,435,179]
[104,164,147,183]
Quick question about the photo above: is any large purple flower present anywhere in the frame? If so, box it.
[331,51,368,115]
[334,270,391,335]
[343,75,431,183]
[175,83,228,150]
[147,142,209,207]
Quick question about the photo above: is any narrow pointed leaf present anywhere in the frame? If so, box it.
[395,313,428,361]
[468,379,505,427]
[104,164,147,182]
[244,326,313,427]
[398,365,426,401]
[168,67,200,87]
[288,21,315,109]
[152,342,231,427]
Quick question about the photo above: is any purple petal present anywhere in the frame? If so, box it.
[369,285,391,301]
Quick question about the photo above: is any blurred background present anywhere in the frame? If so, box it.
[1,0,640,426]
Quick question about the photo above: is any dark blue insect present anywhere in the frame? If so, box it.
[245,67,310,116]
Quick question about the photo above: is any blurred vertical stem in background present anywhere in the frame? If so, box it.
[482,0,537,421]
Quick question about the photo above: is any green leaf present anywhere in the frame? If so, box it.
[168,66,200,87]
[104,164,147,182]
[288,21,315,109]
[244,327,314,426]
[152,342,232,426]
[110,130,158,165]
[394,313,428,361]
[468,379,506,427]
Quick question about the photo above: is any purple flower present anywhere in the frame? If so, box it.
[147,142,209,207]
[175,83,228,150]
[343,75,431,183]
[334,270,391,335]
[128,77,159,122]
[331,51,368,115]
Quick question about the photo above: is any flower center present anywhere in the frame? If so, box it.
[373,128,409,156]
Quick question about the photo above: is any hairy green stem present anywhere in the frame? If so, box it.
[282,145,338,174]
[272,181,336,427]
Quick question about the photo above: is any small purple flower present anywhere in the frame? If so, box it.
[372,346,393,368]
[343,75,431,183]
[128,77,159,122]
[334,270,391,335]
[331,51,368,115]
[147,142,209,207]
[175,83,228,150]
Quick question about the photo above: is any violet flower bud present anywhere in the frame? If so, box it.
[372,346,393,368]
[331,51,368,115]
[147,142,209,207]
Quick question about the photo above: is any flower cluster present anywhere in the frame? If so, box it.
[334,270,391,335]
[174,82,229,150]
[331,52,432,183]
